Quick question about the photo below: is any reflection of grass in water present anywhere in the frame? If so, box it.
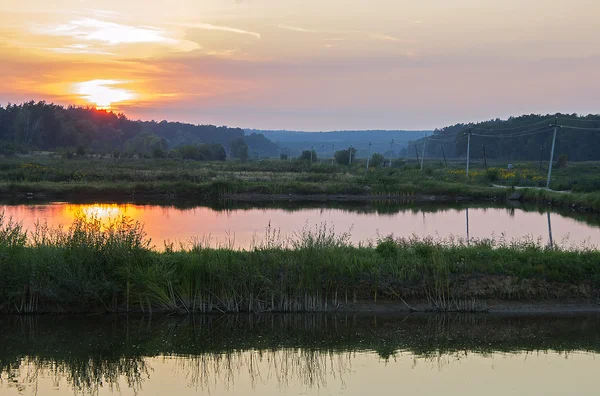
[2,314,600,394]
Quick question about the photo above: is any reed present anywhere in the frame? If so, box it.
[1,213,599,314]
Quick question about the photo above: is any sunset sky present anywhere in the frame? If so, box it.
[1,0,599,130]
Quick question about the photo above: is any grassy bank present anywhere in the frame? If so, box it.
[1,155,600,211]
[1,214,599,314]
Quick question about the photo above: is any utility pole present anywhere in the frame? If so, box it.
[441,145,447,166]
[466,208,470,246]
[388,139,394,167]
[546,118,559,189]
[482,144,487,169]
[539,144,544,171]
[420,136,427,171]
[466,129,472,177]
[414,145,420,164]
[331,144,335,165]
[366,142,372,169]
[348,146,353,166]
[547,212,554,249]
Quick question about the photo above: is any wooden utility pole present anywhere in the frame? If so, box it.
[546,118,559,188]
[420,137,427,171]
[482,144,487,169]
[466,129,472,177]
[441,145,447,166]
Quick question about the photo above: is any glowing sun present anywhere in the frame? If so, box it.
[73,79,136,109]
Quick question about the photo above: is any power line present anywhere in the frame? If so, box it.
[558,125,600,131]
[470,118,553,132]
[471,125,551,138]
[427,130,470,142]
[427,136,461,143]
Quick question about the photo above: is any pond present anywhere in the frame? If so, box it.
[0,202,599,249]
[1,314,599,395]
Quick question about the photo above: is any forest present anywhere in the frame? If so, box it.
[411,114,600,162]
[0,101,279,159]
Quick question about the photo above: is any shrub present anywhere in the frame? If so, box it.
[370,153,384,168]
[555,154,568,169]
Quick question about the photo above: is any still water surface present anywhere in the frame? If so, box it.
[1,202,599,249]
[1,314,599,395]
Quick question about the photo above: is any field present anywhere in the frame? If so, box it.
[1,213,599,314]
[1,154,600,211]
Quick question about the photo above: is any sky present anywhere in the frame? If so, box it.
[1,0,599,131]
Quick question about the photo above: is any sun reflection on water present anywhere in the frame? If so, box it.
[64,203,136,225]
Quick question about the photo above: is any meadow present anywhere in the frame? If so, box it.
[1,154,600,210]
[1,213,599,314]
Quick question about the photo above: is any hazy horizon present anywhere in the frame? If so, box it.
[2,0,599,131]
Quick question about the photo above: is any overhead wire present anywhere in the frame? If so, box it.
[558,125,600,131]
[470,117,553,132]
[471,125,552,138]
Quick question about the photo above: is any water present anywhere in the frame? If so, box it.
[1,314,600,395]
[1,202,599,249]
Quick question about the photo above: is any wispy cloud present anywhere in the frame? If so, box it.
[48,44,116,56]
[278,24,317,33]
[367,33,402,42]
[32,18,199,52]
[177,22,261,39]
[35,18,176,45]
[79,9,126,19]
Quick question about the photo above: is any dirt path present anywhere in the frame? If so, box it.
[492,184,572,194]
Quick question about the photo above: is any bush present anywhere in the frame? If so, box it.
[370,153,384,168]
[152,147,166,159]
[300,150,317,163]
[555,154,568,169]
[485,168,500,182]
[391,159,405,168]
[334,148,357,165]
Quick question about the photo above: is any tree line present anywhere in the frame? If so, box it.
[410,114,600,162]
[0,101,279,159]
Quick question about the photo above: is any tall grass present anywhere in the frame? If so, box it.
[1,213,599,314]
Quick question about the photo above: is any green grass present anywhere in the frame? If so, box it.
[1,155,600,210]
[1,213,599,314]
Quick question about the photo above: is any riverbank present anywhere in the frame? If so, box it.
[2,179,600,212]
[1,214,599,314]
[1,156,599,211]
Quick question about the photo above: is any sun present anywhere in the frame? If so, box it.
[73,79,136,109]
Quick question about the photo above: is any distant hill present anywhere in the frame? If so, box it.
[409,113,600,162]
[245,129,430,158]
